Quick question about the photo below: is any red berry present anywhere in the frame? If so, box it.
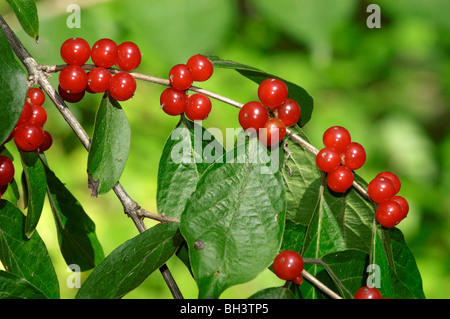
[60,37,91,66]
[316,147,341,173]
[276,98,301,127]
[186,54,213,82]
[323,126,351,153]
[58,85,85,103]
[13,123,44,152]
[0,184,7,195]
[87,67,112,93]
[29,104,47,127]
[368,176,396,204]
[327,166,354,193]
[376,171,401,194]
[376,200,404,228]
[258,78,288,109]
[160,87,188,116]
[185,94,212,121]
[391,195,409,220]
[116,42,141,71]
[91,38,118,68]
[169,64,193,91]
[272,250,304,281]
[38,131,53,152]
[258,117,286,147]
[59,65,88,94]
[109,72,136,101]
[293,275,303,285]
[26,88,45,106]
[354,286,382,299]
[238,101,269,132]
[343,142,366,171]
[17,101,33,125]
[0,155,15,185]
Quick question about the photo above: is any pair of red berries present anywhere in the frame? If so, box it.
[316,126,366,193]
[239,78,301,146]
[0,155,15,202]
[161,54,214,121]
[272,250,304,285]
[58,37,140,102]
[5,88,53,154]
[368,172,409,228]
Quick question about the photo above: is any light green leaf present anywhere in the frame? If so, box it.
[6,0,39,40]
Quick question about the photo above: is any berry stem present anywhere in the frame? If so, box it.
[301,269,342,299]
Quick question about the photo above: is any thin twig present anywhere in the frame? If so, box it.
[301,269,342,299]
[0,15,183,299]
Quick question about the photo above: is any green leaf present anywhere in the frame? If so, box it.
[19,150,46,238]
[0,270,47,299]
[248,286,295,299]
[44,160,104,271]
[0,28,27,145]
[87,92,131,196]
[208,56,314,127]
[157,117,224,219]
[6,0,39,40]
[0,200,60,299]
[76,222,183,299]
[180,134,286,299]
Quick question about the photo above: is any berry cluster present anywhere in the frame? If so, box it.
[239,78,301,146]
[160,54,214,121]
[316,126,366,193]
[368,172,409,228]
[272,250,304,285]
[58,37,140,103]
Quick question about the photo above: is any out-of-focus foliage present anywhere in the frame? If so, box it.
[0,0,448,298]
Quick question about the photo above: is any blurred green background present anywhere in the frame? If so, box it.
[1,0,449,299]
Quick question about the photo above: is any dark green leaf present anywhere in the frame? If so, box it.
[180,134,286,299]
[87,92,131,196]
[248,286,295,299]
[0,270,47,299]
[19,150,46,238]
[0,28,27,145]
[208,56,314,127]
[0,200,59,299]
[44,161,104,271]
[157,117,224,219]
[6,0,39,40]
[76,222,183,299]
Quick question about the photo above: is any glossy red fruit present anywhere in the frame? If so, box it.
[376,171,401,194]
[27,88,45,106]
[116,42,141,71]
[160,87,188,116]
[276,98,301,127]
[186,54,214,82]
[258,117,286,147]
[343,142,366,171]
[258,78,288,109]
[13,123,44,152]
[316,147,341,173]
[354,286,382,299]
[323,126,351,153]
[327,166,354,193]
[169,64,193,91]
[29,104,47,127]
[238,101,269,132]
[0,184,7,196]
[38,131,53,152]
[185,94,212,121]
[59,65,88,94]
[391,195,409,220]
[376,200,404,228]
[91,38,118,68]
[17,101,33,125]
[368,176,396,204]
[58,85,85,103]
[87,67,112,93]
[293,275,303,285]
[109,72,137,101]
[60,37,91,66]
[0,155,15,185]
[272,250,304,281]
